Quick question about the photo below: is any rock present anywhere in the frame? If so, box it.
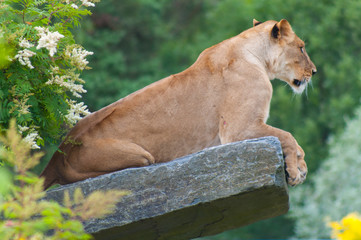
[45,137,289,240]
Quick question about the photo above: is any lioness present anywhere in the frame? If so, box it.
[41,19,316,189]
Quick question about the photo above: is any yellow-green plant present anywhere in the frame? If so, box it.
[329,212,361,240]
[0,0,99,148]
[0,120,129,239]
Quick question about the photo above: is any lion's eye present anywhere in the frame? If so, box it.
[300,47,304,54]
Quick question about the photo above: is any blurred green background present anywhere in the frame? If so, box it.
[39,0,361,238]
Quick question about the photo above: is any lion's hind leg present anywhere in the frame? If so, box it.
[83,138,155,171]
[63,139,155,183]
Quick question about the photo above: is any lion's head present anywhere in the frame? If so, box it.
[253,19,317,94]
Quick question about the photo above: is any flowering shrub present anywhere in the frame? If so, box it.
[0,120,129,239]
[0,0,99,148]
[290,106,361,238]
[329,213,361,240]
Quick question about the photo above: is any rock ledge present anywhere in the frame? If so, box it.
[45,137,289,240]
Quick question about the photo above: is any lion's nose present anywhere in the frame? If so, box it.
[312,69,317,76]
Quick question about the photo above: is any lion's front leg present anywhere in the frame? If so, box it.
[219,122,307,186]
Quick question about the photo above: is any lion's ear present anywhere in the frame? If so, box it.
[253,19,262,27]
[271,19,294,40]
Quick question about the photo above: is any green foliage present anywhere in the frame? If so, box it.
[0,120,129,239]
[0,36,15,68]
[0,0,99,148]
[290,106,361,239]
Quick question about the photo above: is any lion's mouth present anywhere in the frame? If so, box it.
[293,79,307,87]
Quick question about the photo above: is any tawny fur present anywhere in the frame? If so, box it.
[40,19,316,189]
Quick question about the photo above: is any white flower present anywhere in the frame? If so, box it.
[65,47,93,70]
[35,27,64,57]
[23,130,41,149]
[18,125,30,134]
[65,100,90,125]
[71,4,78,9]
[34,26,46,37]
[19,125,43,149]
[51,66,60,73]
[19,37,34,48]
[14,49,36,69]
[81,0,95,7]
[46,74,87,98]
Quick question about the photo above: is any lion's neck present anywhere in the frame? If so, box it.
[234,34,276,81]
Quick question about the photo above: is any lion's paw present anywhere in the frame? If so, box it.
[286,166,306,186]
[285,146,308,186]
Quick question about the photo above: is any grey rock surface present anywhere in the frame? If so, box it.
[45,137,289,240]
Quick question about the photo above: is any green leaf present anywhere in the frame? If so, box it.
[0,167,13,196]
